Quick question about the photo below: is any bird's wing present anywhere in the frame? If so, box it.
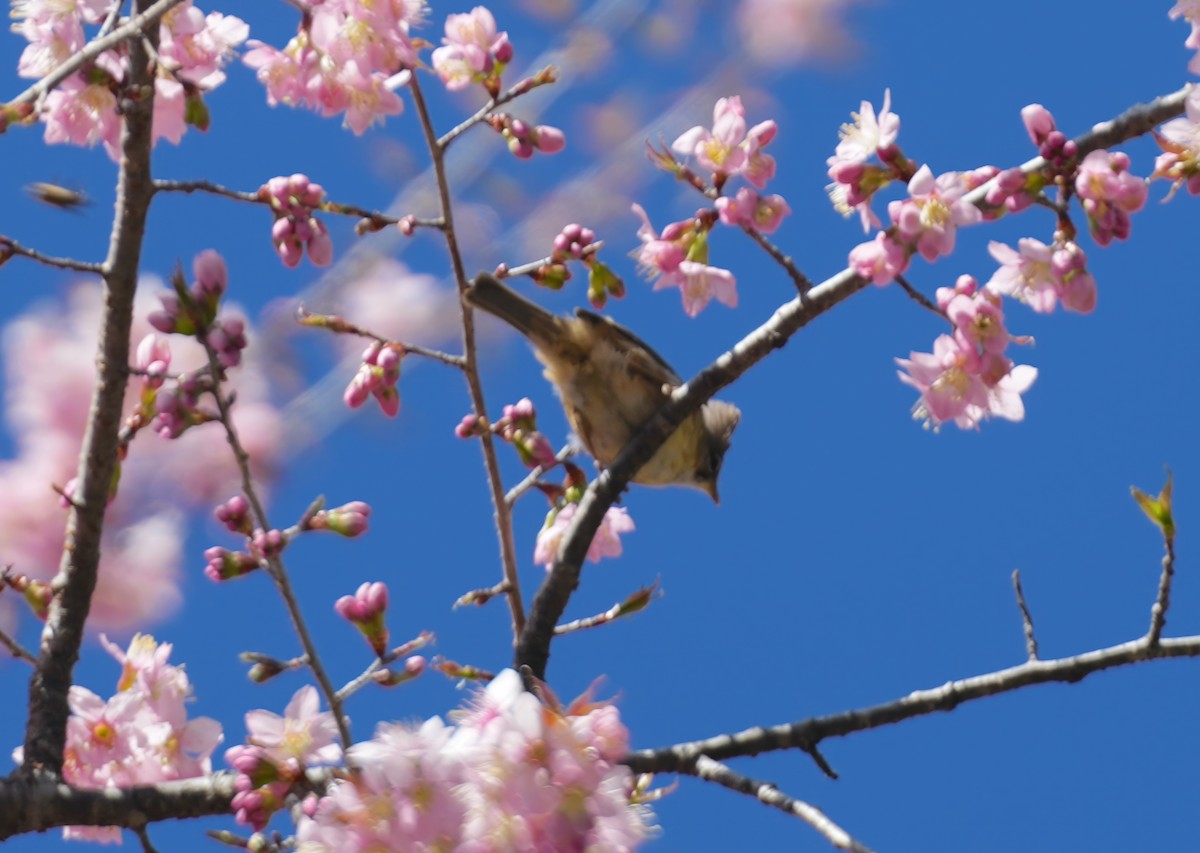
[574,309,682,389]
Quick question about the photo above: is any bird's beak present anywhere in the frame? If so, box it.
[701,480,720,504]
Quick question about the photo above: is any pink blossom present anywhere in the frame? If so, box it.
[986,239,1057,312]
[986,238,1097,315]
[1152,87,1200,197]
[673,96,750,178]
[41,72,123,159]
[828,89,900,168]
[534,503,636,569]
[888,165,982,262]
[432,6,512,91]
[940,276,1011,356]
[42,634,223,842]
[897,334,1037,431]
[630,203,688,280]
[655,260,739,317]
[716,187,792,233]
[897,334,988,429]
[243,685,343,771]
[1074,149,1147,246]
[245,0,419,132]
[849,232,909,286]
[298,669,653,850]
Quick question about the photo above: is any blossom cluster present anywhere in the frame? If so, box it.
[635,96,790,317]
[896,276,1036,430]
[828,90,1157,429]
[10,635,223,844]
[260,174,334,268]
[1152,85,1200,195]
[132,251,249,441]
[535,501,635,570]
[225,685,343,831]
[292,670,654,850]
[344,339,405,417]
[13,0,247,159]
[431,6,512,95]
[243,0,423,134]
[456,397,558,470]
[204,496,371,583]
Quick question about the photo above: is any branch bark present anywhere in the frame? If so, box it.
[21,0,159,776]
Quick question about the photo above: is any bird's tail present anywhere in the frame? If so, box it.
[464,273,564,346]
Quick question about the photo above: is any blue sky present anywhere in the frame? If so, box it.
[2,1,1199,850]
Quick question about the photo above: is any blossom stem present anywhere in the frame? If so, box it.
[409,71,527,640]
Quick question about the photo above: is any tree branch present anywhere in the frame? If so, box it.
[624,633,1200,773]
[21,0,159,776]
[514,84,1193,683]
[690,756,876,853]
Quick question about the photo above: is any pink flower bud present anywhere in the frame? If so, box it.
[533,125,565,154]
[1020,103,1055,146]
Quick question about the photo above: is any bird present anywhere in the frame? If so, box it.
[25,182,88,211]
[465,273,740,502]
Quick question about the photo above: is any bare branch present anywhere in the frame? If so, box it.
[0,768,334,840]
[0,628,37,665]
[504,444,576,506]
[408,72,527,641]
[21,1,159,776]
[690,756,876,853]
[1011,569,1040,661]
[894,273,948,321]
[624,633,1200,773]
[0,238,103,274]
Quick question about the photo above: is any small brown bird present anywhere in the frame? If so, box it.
[25,182,88,211]
[465,273,740,502]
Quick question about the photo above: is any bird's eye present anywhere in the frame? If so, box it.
[708,449,724,477]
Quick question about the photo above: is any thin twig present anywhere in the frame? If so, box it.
[409,71,527,640]
[1147,536,1177,647]
[894,273,948,321]
[740,225,814,294]
[133,824,159,853]
[514,85,1193,683]
[151,179,259,203]
[296,307,466,368]
[1011,570,1040,660]
[0,238,103,274]
[690,756,876,853]
[0,629,37,665]
[554,582,656,635]
[436,68,559,150]
[202,369,351,749]
[95,0,125,40]
[20,1,159,776]
[504,444,576,506]
[335,632,432,702]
